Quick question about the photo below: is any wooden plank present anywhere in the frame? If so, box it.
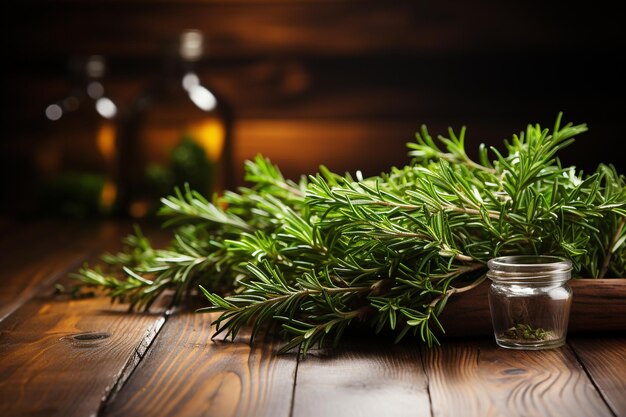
[570,337,626,417]
[421,339,614,417]
[234,119,416,183]
[437,281,492,337]
[568,280,626,333]
[0,221,130,306]
[0,222,172,417]
[8,1,620,60]
[0,296,168,417]
[0,244,88,321]
[101,311,297,417]
[292,342,430,417]
[0,221,89,321]
[0,220,77,253]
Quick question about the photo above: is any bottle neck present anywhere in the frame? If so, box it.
[161,55,197,78]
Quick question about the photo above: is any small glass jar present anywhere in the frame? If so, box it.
[487,255,573,350]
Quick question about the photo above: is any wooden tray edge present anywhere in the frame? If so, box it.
[439,279,626,338]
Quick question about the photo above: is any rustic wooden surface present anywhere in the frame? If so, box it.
[292,343,430,417]
[0,221,87,321]
[0,220,625,417]
[103,310,298,417]
[421,340,613,417]
[569,336,626,416]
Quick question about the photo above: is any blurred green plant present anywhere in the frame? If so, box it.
[38,135,215,219]
[145,135,215,215]
[37,172,108,218]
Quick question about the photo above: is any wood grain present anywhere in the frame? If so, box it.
[0,221,89,321]
[0,221,172,417]
[421,339,614,417]
[292,342,430,417]
[568,280,626,333]
[234,119,417,183]
[0,293,170,417]
[0,244,88,322]
[0,220,78,255]
[437,281,492,337]
[11,1,614,60]
[570,337,626,416]
[102,311,297,417]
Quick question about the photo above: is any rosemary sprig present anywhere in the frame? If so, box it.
[73,113,626,356]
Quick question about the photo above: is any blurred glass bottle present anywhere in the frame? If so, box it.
[119,29,233,219]
[36,55,120,218]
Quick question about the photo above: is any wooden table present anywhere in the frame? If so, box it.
[1,220,625,417]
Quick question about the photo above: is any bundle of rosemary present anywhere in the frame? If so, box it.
[75,114,626,355]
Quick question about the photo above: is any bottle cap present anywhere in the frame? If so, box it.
[179,29,204,62]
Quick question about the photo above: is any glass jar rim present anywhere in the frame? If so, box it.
[488,255,572,272]
[487,255,572,284]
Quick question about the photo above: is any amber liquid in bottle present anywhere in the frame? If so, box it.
[118,30,233,219]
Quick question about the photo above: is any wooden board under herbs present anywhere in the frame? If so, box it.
[439,279,626,338]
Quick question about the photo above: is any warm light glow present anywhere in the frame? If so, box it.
[63,96,80,112]
[86,55,106,78]
[130,201,149,218]
[36,142,61,174]
[95,97,117,119]
[87,81,104,99]
[138,127,182,164]
[179,29,203,62]
[187,119,225,161]
[97,122,116,162]
[188,85,217,111]
[182,72,200,91]
[45,104,63,121]
[100,180,117,208]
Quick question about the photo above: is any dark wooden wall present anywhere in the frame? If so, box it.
[1,1,624,216]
